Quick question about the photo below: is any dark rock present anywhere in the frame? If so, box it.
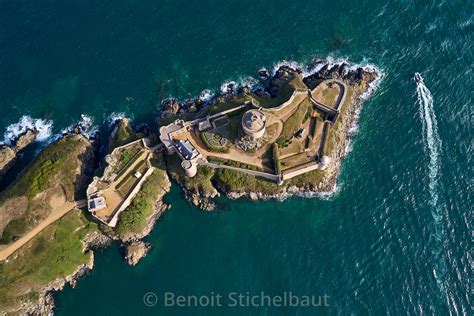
[122,241,151,266]
[0,129,37,176]
[268,65,298,97]
[319,64,329,77]
[339,63,349,77]
[161,99,182,118]
[327,64,341,78]
[258,69,269,79]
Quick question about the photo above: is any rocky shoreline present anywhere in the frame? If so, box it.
[162,60,381,208]
[2,58,380,314]
[26,231,112,315]
[0,129,38,178]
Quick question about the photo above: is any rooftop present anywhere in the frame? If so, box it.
[241,109,266,132]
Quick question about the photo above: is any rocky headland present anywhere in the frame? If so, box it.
[159,60,380,208]
[0,129,37,178]
[0,58,381,314]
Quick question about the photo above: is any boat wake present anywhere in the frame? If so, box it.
[415,73,446,294]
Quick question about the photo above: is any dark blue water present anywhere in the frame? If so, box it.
[0,0,472,314]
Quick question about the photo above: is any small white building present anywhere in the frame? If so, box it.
[88,196,107,213]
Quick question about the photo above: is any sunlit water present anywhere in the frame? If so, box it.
[0,0,471,314]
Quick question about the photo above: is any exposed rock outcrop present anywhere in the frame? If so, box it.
[268,65,299,97]
[0,129,37,176]
[122,241,151,266]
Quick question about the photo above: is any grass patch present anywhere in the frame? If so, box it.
[199,132,230,153]
[281,99,312,140]
[166,155,216,197]
[0,211,98,312]
[286,169,325,188]
[0,217,29,244]
[115,155,169,237]
[313,83,341,107]
[111,121,137,148]
[250,76,307,109]
[325,86,354,155]
[206,94,252,115]
[214,167,281,195]
[2,136,88,200]
[207,156,265,172]
[115,146,143,177]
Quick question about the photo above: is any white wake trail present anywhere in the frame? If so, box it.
[415,73,446,294]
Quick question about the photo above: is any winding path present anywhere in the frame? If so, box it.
[0,200,85,261]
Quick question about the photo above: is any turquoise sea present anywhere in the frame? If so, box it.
[1,0,472,314]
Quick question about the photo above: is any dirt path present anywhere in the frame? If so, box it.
[0,201,77,261]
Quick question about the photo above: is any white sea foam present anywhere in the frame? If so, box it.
[218,76,261,96]
[237,76,259,89]
[220,80,237,94]
[415,72,446,292]
[271,56,382,81]
[61,114,98,137]
[107,112,132,126]
[1,116,53,145]
[199,89,214,102]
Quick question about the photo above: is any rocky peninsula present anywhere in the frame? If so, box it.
[0,59,380,314]
[0,129,37,179]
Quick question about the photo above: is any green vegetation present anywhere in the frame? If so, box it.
[227,114,242,141]
[115,155,169,237]
[0,135,92,244]
[214,167,281,195]
[0,211,98,312]
[250,76,307,108]
[313,83,341,107]
[206,94,252,115]
[116,159,147,191]
[112,121,137,148]
[286,169,325,188]
[167,155,216,197]
[116,161,148,197]
[2,136,88,200]
[115,146,143,177]
[281,99,312,140]
[303,106,313,123]
[325,86,354,155]
[0,218,28,244]
[199,132,230,153]
[207,156,265,172]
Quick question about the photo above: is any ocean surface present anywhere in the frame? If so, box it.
[1,0,472,314]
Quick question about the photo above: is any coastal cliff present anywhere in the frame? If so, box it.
[0,58,380,314]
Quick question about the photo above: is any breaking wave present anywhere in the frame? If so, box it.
[61,114,98,137]
[271,56,383,81]
[1,116,53,145]
[107,112,133,126]
[415,73,446,293]
[199,89,214,102]
[219,76,260,94]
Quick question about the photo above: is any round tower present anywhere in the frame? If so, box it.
[181,159,197,177]
[241,109,267,139]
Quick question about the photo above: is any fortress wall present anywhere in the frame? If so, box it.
[282,162,320,180]
[108,166,155,227]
